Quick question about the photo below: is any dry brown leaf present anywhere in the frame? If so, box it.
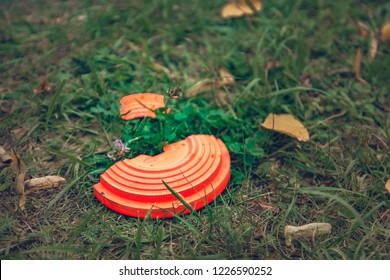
[258,197,280,213]
[215,91,231,107]
[54,12,70,24]
[10,128,25,136]
[186,79,219,97]
[380,21,390,42]
[299,196,311,204]
[299,74,312,88]
[221,0,262,19]
[326,68,354,77]
[186,68,235,97]
[219,67,235,85]
[354,47,363,79]
[265,60,282,81]
[33,78,52,94]
[0,146,11,164]
[10,148,27,195]
[353,48,369,84]
[356,21,369,38]
[322,111,347,124]
[0,100,13,115]
[386,179,390,194]
[150,62,172,77]
[258,203,279,213]
[127,41,176,79]
[368,33,378,62]
[24,176,66,193]
[379,209,390,229]
[266,60,282,71]
[284,223,332,246]
[128,41,141,52]
[270,160,279,176]
[261,113,309,142]
[355,21,377,63]
[18,194,27,211]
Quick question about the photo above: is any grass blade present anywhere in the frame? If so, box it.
[45,79,67,129]
[24,245,87,255]
[67,210,95,245]
[152,226,164,260]
[261,86,330,99]
[135,206,154,259]
[169,212,209,242]
[46,168,105,210]
[46,148,94,167]
[162,179,200,220]
[298,188,363,228]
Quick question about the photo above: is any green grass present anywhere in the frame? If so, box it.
[0,0,389,260]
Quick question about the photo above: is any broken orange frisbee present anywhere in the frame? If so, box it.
[119,93,170,120]
[93,134,231,218]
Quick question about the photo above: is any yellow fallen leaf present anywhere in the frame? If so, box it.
[221,0,262,19]
[380,21,390,42]
[261,113,309,142]
[386,179,390,194]
[10,148,27,195]
[237,0,262,14]
[284,223,332,246]
[221,3,245,19]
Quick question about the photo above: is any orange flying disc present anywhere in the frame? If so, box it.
[119,93,170,120]
[93,134,231,218]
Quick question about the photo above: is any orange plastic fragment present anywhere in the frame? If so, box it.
[119,93,170,120]
[93,135,231,218]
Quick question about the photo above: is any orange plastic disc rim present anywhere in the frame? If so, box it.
[119,93,170,120]
[93,134,231,218]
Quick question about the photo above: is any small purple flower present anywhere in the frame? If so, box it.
[113,139,130,153]
[106,139,131,160]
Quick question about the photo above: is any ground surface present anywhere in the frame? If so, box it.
[0,0,389,259]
